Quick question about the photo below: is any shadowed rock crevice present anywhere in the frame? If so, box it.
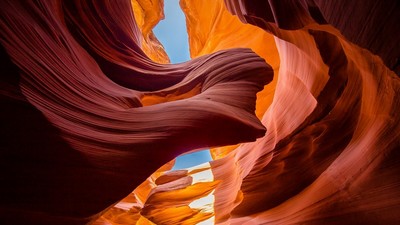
[1,0,399,224]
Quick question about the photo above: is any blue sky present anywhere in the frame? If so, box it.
[153,0,212,169]
[153,0,190,63]
[172,150,212,170]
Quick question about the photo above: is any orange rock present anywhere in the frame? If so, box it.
[131,0,170,64]
[1,0,399,224]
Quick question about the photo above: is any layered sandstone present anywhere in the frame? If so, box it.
[0,0,399,225]
[0,0,270,224]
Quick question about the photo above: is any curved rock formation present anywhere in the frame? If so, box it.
[96,0,400,224]
[0,0,270,224]
[1,0,399,224]
[194,0,400,224]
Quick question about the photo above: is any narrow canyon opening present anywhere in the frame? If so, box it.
[153,0,213,171]
[153,0,190,63]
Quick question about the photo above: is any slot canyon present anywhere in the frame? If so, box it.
[0,0,399,224]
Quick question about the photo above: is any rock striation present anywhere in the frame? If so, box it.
[0,0,270,224]
[1,0,399,224]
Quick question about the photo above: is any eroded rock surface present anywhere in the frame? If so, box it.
[1,0,399,224]
[0,0,270,224]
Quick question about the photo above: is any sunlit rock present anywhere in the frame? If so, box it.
[223,0,400,224]
[0,0,399,224]
[0,0,270,224]
[131,0,170,64]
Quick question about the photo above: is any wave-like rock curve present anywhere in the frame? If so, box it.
[0,0,271,224]
[1,0,399,224]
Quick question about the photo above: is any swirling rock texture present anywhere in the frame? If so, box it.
[0,0,270,224]
[0,1,399,225]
